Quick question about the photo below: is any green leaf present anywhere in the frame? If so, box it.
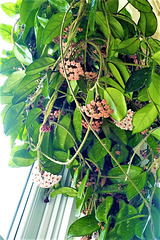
[49,0,70,12]
[3,102,25,136]
[108,63,125,88]
[127,172,147,201]
[147,135,159,154]
[152,187,160,211]
[111,144,128,167]
[67,215,100,239]
[88,138,111,162]
[125,67,152,93]
[43,160,63,175]
[149,72,160,105]
[95,196,113,223]
[20,0,47,24]
[151,128,160,141]
[12,74,39,104]
[26,57,55,75]
[95,11,108,39]
[26,108,42,128]
[37,16,49,28]
[88,0,98,33]
[0,57,21,75]
[77,169,89,199]
[0,24,12,43]
[128,0,152,12]
[67,81,79,103]
[85,88,95,104]
[43,12,73,44]
[138,87,149,101]
[1,2,18,17]
[41,131,53,161]
[152,51,160,66]
[1,70,25,93]
[13,42,33,65]
[108,15,124,39]
[138,11,157,37]
[108,165,143,184]
[12,149,35,167]
[51,187,78,198]
[53,150,68,162]
[76,186,92,217]
[56,113,75,151]
[100,184,127,195]
[110,58,130,83]
[117,37,140,55]
[73,108,82,142]
[133,102,157,134]
[103,88,127,121]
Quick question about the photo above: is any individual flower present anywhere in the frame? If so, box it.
[82,119,102,132]
[114,109,134,131]
[141,129,149,135]
[81,99,114,119]
[32,163,62,188]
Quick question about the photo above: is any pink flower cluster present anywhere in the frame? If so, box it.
[32,163,62,188]
[82,119,102,132]
[85,71,97,80]
[114,109,134,131]
[41,124,51,132]
[81,99,114,119]
[59,59,84,81]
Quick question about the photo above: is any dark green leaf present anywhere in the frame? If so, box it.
[117,37,140,55]
[89,0,98,33]
[43,160,63,174]
[49,0,70,12]
[43,12,73,44]
[152,187,160,211]
[108,165,143,184]
[26,57,55,75]
[12,149,35,166]
[51,187,77,198]
[67,215,100,239]
[127,172,147,201]
[13,42,33,65]
[3,102,25,136]
[125,67,152,93]
[0,24,12,43]
[88,138,111,162]
[111,144,128,167]
[1,2,18,17]
[95,196,113,223]
[26,108,42,128]
[12,74,39,104]
[128,0,152,12]
[147,135,159,154]
[138,11,157,37]
[132,102,157,134]
[73,108,82,142]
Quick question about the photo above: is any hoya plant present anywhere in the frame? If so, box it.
[0,0,160,239]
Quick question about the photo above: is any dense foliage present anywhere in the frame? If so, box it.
[0,0,160,239]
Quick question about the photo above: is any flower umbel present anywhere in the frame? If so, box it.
[32,163,62,188]
[114,109,134,131]
[81,99,114,119]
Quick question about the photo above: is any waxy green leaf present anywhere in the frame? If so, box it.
[26,57,55,75]
[127,172,147,201]
[49,0,70,12]
[73,108,82,142]
[88,0,98,33]
[152,51,160,65]
[95,11,108,39]
[149,72,160,105]
[117,37,140,55]
[12,149,35,167]
[3,102,25,136]
[128,0,152,12]
[43,12,73,44]
[125,67,152,93]
[13,42,33,65]
[138,11,157,37]
[133,102,157,134]
[67,215,100,239]
[51,187,78,198]
[0,24,12,43]
[26,108,42,128]
[95,196,113,223]
[1,2,18,17]
[77,169,89,199]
